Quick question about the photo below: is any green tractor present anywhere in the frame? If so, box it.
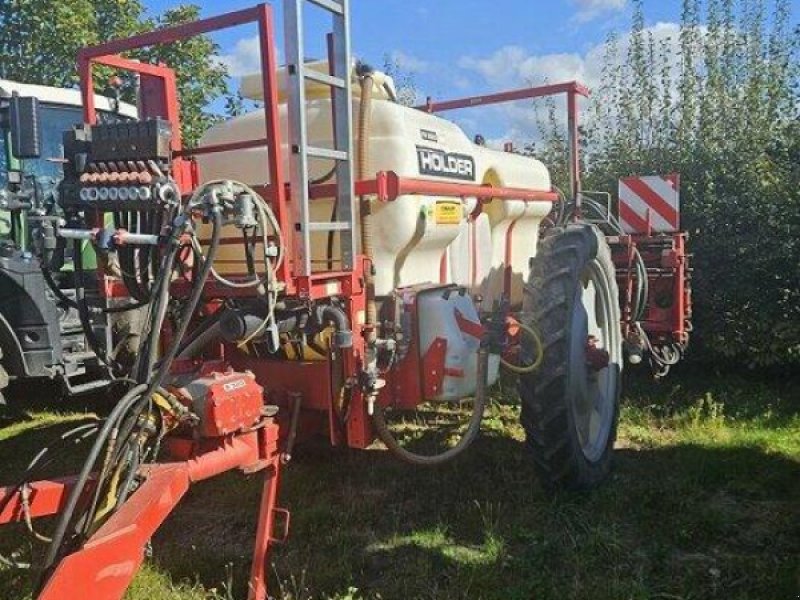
[0,80,137,402]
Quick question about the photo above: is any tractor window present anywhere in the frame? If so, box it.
[24,105,84,187]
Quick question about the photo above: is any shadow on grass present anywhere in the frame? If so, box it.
[0,377,798,600]
[148,433,799,600]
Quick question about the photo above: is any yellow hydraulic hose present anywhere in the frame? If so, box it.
[500,321,544,375]
[357,73,377,343]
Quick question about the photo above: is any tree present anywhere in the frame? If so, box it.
[0,0,229,146]
[535,0,799,368]
[382,54,420,107]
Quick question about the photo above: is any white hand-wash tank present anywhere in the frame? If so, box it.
[196,65,554,308]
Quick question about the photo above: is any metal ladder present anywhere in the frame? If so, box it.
[284,0,356,276]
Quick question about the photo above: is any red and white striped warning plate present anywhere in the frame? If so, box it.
[618,174,680,234]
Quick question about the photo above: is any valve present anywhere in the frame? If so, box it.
[234,192,258,229]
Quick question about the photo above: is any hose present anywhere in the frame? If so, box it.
[580,196,649,321]
[177,321,223,360]
[40,262,78,309]
[118,212,149,303]
[38,383,148,584]
[135,240,180,382]
[0,422,99,554]
[72,241,115,373]
[357,70,378,347]
[203,181,284,290]
[172,309,227,360]
[319,304,349,335]
[371,347,489,466]
[39,209,222,585]
[145,209,222,396]
[500,321,544,375]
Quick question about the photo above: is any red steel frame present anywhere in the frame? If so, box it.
[419,81,590,202]
[609,176,691,350]
[77,4,291,287]
[0,7,288,600]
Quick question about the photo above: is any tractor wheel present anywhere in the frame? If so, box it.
[519,224,623,491]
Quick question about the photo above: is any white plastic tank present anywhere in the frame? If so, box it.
[196,64,553,308]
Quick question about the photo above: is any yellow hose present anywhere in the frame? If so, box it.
[500,322,544,375]
[358,73,377,344]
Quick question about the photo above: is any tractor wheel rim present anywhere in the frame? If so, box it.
[568,260,619,462]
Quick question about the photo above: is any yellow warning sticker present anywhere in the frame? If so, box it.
[434,201,462,225]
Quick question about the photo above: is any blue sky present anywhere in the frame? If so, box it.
[141,0,799,142]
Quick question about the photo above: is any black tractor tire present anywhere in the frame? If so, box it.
[519,224,623,491]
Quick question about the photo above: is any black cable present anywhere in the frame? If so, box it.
[137,238,180,382]
[79,391,161,541]
[90,211,223,531]
[72,241,113,372]
[42,242,147,314]
[171,306,226,361]
[118,212,148,302]
[40,208,222,588]
[38,383,147,587]
[243,227,257,277]
[137,211,152,298]
[39,213,192,582]
[144,209,222,393]
[102,300,149,314]
[150,208,165,283]
[0,423,99,520]
[119,212,147,302]
[93,211,224,528]
[41,263,78,309]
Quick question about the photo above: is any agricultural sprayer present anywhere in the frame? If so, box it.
[0,2,692,598]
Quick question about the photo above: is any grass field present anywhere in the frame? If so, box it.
[0,370,798,600]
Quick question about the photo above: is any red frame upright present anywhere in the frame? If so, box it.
[77,4,292,286]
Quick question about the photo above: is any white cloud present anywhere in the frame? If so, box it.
[571,0,627,23]
[219,35,264,77]
[389,50,430,74]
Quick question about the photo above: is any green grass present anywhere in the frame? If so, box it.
[0,371,798,600]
